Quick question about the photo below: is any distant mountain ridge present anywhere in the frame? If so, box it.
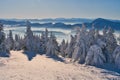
[0,18,93,23]
[91,18,120,30]
[0,18,120,30]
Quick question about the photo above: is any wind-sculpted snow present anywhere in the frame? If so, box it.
[1,51,120,80]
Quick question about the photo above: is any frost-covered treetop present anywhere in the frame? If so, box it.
[0,22,3,31]
[25,20,33,37]
[26,20,31,28]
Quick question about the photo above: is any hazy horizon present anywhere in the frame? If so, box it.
[0,0,120,20]
[0,17,119,21]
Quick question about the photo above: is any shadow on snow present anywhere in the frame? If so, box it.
[22,51,64,62]
[23,51,37,61]
[88,63,120,75]
[22,51,120,76]
[46,54,64,62]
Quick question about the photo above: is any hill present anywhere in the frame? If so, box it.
[91,18,120,30]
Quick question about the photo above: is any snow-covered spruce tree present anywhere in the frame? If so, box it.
[40,32,46,53]
[72,39,86,63]
[87,25,95,47]
[46,32,59,56]
[13,34,22,50]
[0,23,10,57]
[106,28,117,53]
[5,30,14,50]
[86,27,107,66]
[33,35,41,53]
[24,21,42,53]
[14,34,19,50]
[39,29,49,54]
[60,39,67,57]
[17,35,25,50]
[113,46,120,69]
[41,28,49,45]
[45,28,49,44]
[71,24,88,63]
[85,45,106,66]
[24,21,35,51]
[65,35,76,58]
[104,27,117,63]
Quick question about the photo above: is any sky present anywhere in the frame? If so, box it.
[0,0,120,19]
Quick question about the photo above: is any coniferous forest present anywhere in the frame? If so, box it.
[0,21,120,69]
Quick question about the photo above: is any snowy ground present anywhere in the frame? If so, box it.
[0,51,120,80]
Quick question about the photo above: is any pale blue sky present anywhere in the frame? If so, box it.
[0,0,120,19]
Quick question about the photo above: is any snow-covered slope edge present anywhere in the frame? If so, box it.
[0,51,120,80]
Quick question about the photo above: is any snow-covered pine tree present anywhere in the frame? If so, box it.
[33,35,41,53]
[71,24,88,63]
[0,22,10,57]
[13,34,21,50]
[17,35,25,50]
[65,35,76,58]
[60,39,66,57]
[106,28,117,52]
[39,28,49,54]
[72,39,86,63]
[104,27,117,63]
[5,30,14,50]
[46,32,58,56]
[40,32,46,53]
[85,45,106,66]
[45,28,49,44]
[87,24,95,46]
[24,20,34,51]
[41,32,45,43]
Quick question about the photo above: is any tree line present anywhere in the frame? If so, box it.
[0,21,120,69]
